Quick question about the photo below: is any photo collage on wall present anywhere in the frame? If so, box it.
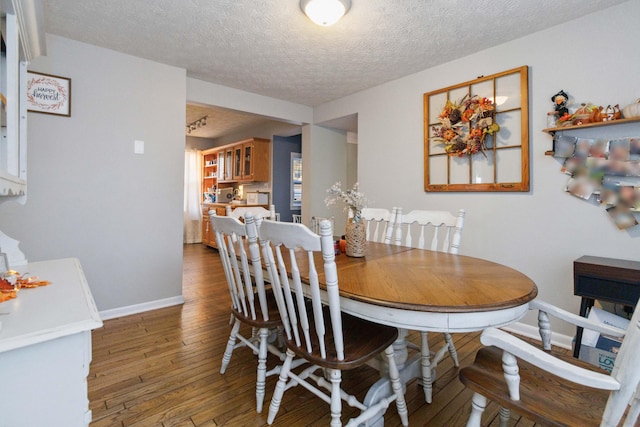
[555,135,640,229]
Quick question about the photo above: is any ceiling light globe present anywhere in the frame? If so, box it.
[301,0,351,26]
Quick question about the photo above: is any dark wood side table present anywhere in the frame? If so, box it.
[573,255,640,357]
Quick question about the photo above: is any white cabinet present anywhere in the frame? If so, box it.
[0,0,45,198]
[0,258,103,427]
[0,0,46,266]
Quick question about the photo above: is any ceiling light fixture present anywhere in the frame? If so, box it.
[186,115,208,134]
[300,0,351,26]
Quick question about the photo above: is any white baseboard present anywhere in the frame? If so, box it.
[99,296,184,321]
[501,321,574,350]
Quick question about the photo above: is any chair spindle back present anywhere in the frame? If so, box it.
[360,207,397,244]
[392,208,465,254]
[210,214,267,321]
[259,219,344,361]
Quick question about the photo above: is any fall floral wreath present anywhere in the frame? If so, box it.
[432,94,500,157]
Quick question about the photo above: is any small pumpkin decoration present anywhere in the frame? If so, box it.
[602,105,616,121]
[613,104,621,120]
[622,99,640,118]
[590,105,603,122]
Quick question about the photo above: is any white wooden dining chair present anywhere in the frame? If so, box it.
[360,207,397,243]
[310,215,334,234]
[460,299,639,427]
[259,219,409,427]
[291,213,302,223]
[209,213,283,413]
[390,207,466,404]
[226,204,278,221]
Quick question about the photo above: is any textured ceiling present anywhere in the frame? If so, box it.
[43,0,628,137]
[186,104,286,139]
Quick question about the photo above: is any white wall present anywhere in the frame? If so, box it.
[314,1,640,335]
[0,35,187,312]
[302,125,349,233]
[187,78,313,126]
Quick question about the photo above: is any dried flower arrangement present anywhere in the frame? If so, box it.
[431,94,500,157]
[325,182,368,223]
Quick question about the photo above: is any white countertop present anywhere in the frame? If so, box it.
[0,258,103,353]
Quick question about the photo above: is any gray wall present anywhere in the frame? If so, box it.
[313,1,640,337]
[0,35,186,312]
[302,125,348,234]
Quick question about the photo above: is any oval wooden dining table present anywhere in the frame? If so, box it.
[292,241,538,427]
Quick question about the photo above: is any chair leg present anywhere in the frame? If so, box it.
[385,345,409,426]
[420,332,433,404]
[255,327,269,413]
[499,406,510,427]
[267,348,295,425]
[443,332,459,367]
[502,351,520,400]
[623,386,640,427]
[327,368,343,427]
[466,392,487,427]
[276,326,285,349]
[220,318,241,374]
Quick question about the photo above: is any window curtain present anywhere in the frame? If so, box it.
[184,149,202,243]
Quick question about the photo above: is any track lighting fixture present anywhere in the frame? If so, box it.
[186,115,209,134]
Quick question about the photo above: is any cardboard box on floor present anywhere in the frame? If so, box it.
[578,307,628,373]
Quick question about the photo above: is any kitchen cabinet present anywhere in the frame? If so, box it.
[217,150,225,181]
[206,138,270,184]
[233,145,243,180]
[202,151,217,203]
[201,209,214,247]
[243,139,270,181]
[224,148,233,181]
[0,258,102,426]
[201,204,229,248]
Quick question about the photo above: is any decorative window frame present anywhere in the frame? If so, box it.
[424,66,530,192]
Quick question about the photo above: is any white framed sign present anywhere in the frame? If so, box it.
[26,71,71,117]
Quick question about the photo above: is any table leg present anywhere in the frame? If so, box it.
[393,329,409,368]
[361,353,422,427]
[573,297,594,358]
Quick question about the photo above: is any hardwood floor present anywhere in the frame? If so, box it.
[89,243,544,427]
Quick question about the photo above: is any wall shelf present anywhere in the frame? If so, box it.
[543,116,640,156]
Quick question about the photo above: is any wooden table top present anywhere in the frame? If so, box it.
[300,242,538,314]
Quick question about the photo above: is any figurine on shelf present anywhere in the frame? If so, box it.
[551,90,570,118]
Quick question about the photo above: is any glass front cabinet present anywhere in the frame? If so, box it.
[233,145,243,180]
[213,138,270,183]
[243,141,253,180]
[0,0,45,199]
